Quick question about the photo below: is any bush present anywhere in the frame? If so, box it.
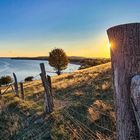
[79,58,111,69]
[0,76,13,86]
[48,48,69,75]
[24,76,34,82]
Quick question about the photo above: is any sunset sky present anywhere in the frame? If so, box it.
[0,0,140,58]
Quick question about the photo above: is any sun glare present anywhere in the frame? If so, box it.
[107,43,111,48]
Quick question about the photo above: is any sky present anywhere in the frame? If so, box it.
[0,0,140,58]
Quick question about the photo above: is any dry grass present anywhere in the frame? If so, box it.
[0,62,116,140]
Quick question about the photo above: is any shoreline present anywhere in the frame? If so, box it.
[10,57,110,69]
[10,57,81,65]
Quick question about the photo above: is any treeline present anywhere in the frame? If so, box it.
[11,56,110,67]
[78,58,110,69]
[11,56,85,64]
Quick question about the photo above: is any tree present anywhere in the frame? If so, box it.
[0,76,13,86]
[48,48,69,75]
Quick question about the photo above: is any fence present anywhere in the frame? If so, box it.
[0,62,116,139]
[0,63,54,114]
[107,23,140,140]
[53,72,116,140]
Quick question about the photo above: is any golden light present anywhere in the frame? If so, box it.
[107,43,111,48]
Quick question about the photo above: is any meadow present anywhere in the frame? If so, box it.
[0,62,115,140]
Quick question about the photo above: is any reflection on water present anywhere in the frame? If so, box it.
[0,58,80,81]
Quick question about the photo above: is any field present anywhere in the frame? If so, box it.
[0,62,116,140]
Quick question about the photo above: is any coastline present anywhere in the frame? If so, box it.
[0,58,81,81]
[10,57,110,70]
[10,57,82,65]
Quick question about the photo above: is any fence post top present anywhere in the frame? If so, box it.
[131,75,140,86]
[107,22,140,33]
[40,63,44,66]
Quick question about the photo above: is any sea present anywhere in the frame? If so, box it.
[0,58,80,82]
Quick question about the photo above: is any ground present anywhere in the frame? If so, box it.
[0,62,116,140]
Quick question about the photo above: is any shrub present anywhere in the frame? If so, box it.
[48,48,69,75]
[79,58,111,69]
[0,76,13,86]
[24,76,34,82]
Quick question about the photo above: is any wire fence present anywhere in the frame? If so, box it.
[50,94,115,139]
[0,62,116,140]
[0,69,72,95]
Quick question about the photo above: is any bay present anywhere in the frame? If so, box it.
[0,58,80,82]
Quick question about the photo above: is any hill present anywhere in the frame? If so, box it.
[0,62,115,140]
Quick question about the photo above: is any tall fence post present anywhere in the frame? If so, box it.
[0,86,1,97]
[20,82,24,100]
[10,84,15,94]
[131,75,140,134]
[107,23,140,140]
[47,75,54,107]
[13,73,19,96]
[40,63,53,114]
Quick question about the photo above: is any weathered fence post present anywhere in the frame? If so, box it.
[40,63,53,114]
[13,73,19,96]
[0,86,1,95]
[47,75,52,94]
[131,75,140,134]
[10,84,15,94]
[0,86,1,98]
[107,23,140,140]
[47,75,54,107]
[20,82,24,100]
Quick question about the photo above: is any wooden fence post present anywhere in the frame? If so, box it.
[131,75,140,134]
[10,85,15,94]
[0,86,1,97]
[40,63,53,114]
[107,23,140,140]
[13,73,19,96]
[20,82,24,100]
[47,75,52,94]
[47,75,54,107]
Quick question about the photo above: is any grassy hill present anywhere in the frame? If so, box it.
[0,62,116,140]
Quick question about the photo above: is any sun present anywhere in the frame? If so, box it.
[107,43,111,48]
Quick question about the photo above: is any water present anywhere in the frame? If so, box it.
[0,58,80,82]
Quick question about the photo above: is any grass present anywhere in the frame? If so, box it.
[0,62,116,140]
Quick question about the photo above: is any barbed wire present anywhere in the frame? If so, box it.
[18,69,73,83]
[0,62,115,139]
[63,108,98,139]
[2,100,50,140]
[53,85,115,137]
[68,107,115,133]
[65,121,84,140]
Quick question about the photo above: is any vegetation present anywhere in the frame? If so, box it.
[0,62,115,139]
[24,76,34,82]
[0,76,13,86]
[79,58,110,69]
[48,48,69,75]
[11,56,110,70]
